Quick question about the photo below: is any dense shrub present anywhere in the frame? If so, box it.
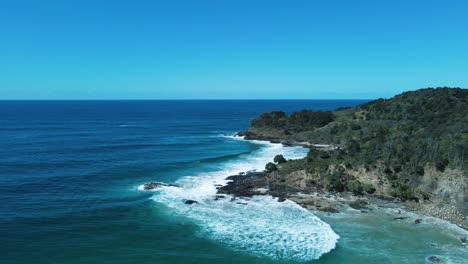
[436,159,449,172]
[274,154,287,164]
[251,88,467,200]
[265,162,278,172]
[415,166,425,176]
[250,110,335,131]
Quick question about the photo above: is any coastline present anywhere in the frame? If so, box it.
[140,133,468,262]
[226,133,468,231]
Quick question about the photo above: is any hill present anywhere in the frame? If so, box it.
[237,87,468,227]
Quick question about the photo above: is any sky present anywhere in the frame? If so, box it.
[0,0,467,99]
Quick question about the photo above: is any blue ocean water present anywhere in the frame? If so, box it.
[1,100,466,264]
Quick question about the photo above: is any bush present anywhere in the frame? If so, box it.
[415,166,425,176]
[344,181,375,195]
[319,152,331,159]
[346,139,361,154]
[391,183,415,200]
[324,169,347,192]
[251,111,287,128]
[384,167,393,174]
[274,154,287,164]
[265,162,278,172]
[363,184,376,194]
[288,110,335,130]
[435,159,449,172]
[350,123,361,130]
[307,149,319,161]
[250,110,334,131]
[393,165,402,173]
[346,181,364,195]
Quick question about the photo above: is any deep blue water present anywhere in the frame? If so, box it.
[1,100,466,264]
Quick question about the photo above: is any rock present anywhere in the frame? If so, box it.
[393,217,409,220]
[236,131,281,142]
[213,195,225,201]
[184,200,198,205]
[460,237,467,243]
[318,207,340,213]
[142,182,178,190]
[415,219,422,224]
[277,197,286,202]
[254,188,269,194]
[349,199,369,210]
[236,202,248,205]
[235,131,246,137]
[218,171,268,197]
[142,182,163,190]
[427,256,441,263]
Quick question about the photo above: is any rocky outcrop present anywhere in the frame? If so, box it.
[217,171,269,197]
[318,207,340,213]
[235,131,337,150]
[184,200,198,205]
[141,182,178,190]
[348,199,369,210]
[217,170,301,200]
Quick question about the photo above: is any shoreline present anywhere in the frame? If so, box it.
[139,134,467,261]
[227,133,468,231]
[217,170,468,239]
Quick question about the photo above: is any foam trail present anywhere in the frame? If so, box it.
[149,140,339,261]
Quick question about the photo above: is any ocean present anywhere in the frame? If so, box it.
[0,100,466,264]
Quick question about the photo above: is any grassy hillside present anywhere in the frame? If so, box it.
[245,87,468,215]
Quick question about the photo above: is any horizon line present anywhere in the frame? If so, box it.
[0,98,374,101]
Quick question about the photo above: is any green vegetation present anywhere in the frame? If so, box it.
[265,162,278,172]
[253,87,468,199]
[251,110,335,132]
[273,154,287,164]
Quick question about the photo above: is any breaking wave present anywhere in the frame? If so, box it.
[145,138,339,261]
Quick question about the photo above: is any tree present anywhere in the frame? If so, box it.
[346,139,361,154]
[265,162,278,172]
[415,166,425,176]
[319,152,331,159]
[274,154,287,164]
[436,158,449,172]
[307,149,319,161]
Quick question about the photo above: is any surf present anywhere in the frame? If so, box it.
[142,138,339,261]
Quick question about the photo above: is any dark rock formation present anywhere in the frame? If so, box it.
[213,195,225,200]
[184,200,198,205]
[348,199,368,210]
[318,207,340,213]
[142,182,178,190]
[217,171,302,204]
[217,171,268,197]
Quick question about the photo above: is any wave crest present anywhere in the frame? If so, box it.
[148,140,339,261]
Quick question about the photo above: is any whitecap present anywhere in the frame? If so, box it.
[148,140,339,261]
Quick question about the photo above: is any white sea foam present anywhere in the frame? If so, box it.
[147,139,339,261]
[383,208,468,238]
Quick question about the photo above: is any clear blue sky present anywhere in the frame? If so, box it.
[1,0,467,99]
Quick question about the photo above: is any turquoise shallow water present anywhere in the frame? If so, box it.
[0,100,466,264]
